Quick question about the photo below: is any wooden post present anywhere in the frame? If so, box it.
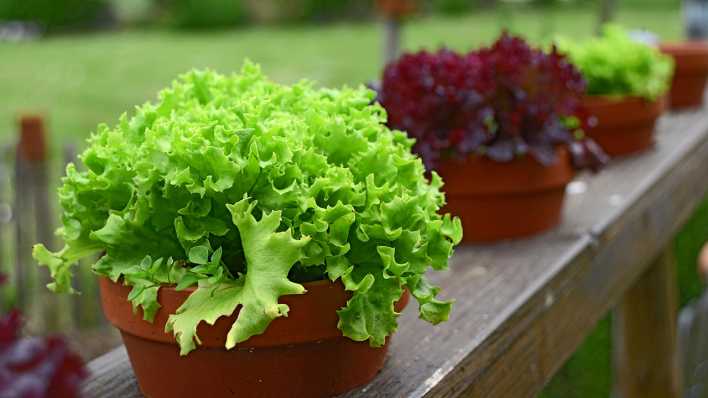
[32,145,52,254]
[613,248,682,398]
[383,18,401,65]
[596,0,617,34]
[15,115,61,331]
[13,116,43,311]
[676,243,708,398]
[376,0,416,66]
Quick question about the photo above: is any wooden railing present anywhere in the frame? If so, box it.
[679,244,708,398]
[79,104,708,397]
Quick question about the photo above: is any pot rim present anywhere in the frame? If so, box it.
[582,95,667,122]
[100,276,410,350]
[659,40,708,55]
[660,41,708,73]
[158,275,333,294]
[438,144,568,165]
[436,146,574,196]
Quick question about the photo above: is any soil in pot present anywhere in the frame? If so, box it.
[660,41,708,109]
[436,147,574,243]
[582,96,665,157]
[99,277,410,398]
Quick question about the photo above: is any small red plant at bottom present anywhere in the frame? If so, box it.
[0,275,87,398]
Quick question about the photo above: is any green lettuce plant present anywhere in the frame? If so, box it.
[33,62,462,355]
[557,25,674,100]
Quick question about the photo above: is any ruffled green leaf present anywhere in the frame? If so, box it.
[337,266,403,347]
[409,275,453,324]
[165,197,309,355]
[33,240,102,293]
[127,279,161,322]
[557,24,674,100]
[188,246,209,265]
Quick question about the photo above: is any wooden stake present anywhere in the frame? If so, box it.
[383,17,401,65]
[13,115,48,311]
[613,248,682,398]
[15,115,61,330]
[376,0,416,66]
[596,0,617,35]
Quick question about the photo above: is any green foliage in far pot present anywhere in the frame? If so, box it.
[32,62,462,355]
[557,25,674,100]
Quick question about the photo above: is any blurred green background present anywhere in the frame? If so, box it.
[0,1,685,149]
[0,1,704,398]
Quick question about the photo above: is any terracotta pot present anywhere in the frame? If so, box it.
[582,96,665,157]
[436,147,574,243]
[99,277,410,398]
[660,41,708,109]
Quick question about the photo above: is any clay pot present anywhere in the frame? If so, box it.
[582,96,665,157]
[660,41,708,109]
[99,277,410,398]
[436,147,574,243]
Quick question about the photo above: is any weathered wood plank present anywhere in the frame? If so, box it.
[678,243,708,398]
[84,107,708,398]
[614,249,681,398]
[679,291,708,398]
[84,346,141,397]
[13,153,31,311]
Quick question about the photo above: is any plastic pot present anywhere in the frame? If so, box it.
[436,147,574,243]
[582,96,665,157]
[99,277,409,398]
[660,41,708,109]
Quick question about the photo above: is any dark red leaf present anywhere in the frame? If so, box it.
[0,310,21,344]
[379,33,607,171]
[0,286,87,398]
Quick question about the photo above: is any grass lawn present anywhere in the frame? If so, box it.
[0,5,684,148]
[1,4,706,398]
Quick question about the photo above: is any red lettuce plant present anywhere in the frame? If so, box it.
[379,33,607,170]
[0,274,87,398]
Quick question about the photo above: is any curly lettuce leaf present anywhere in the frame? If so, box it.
[409,275,453,324]
[33,240,102,293]
[122,256,190,322]
[337,265,403,346]
[165,197,309,355]
[557,24,674,100]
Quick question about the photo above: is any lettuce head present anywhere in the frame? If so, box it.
[33,62,462,355]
